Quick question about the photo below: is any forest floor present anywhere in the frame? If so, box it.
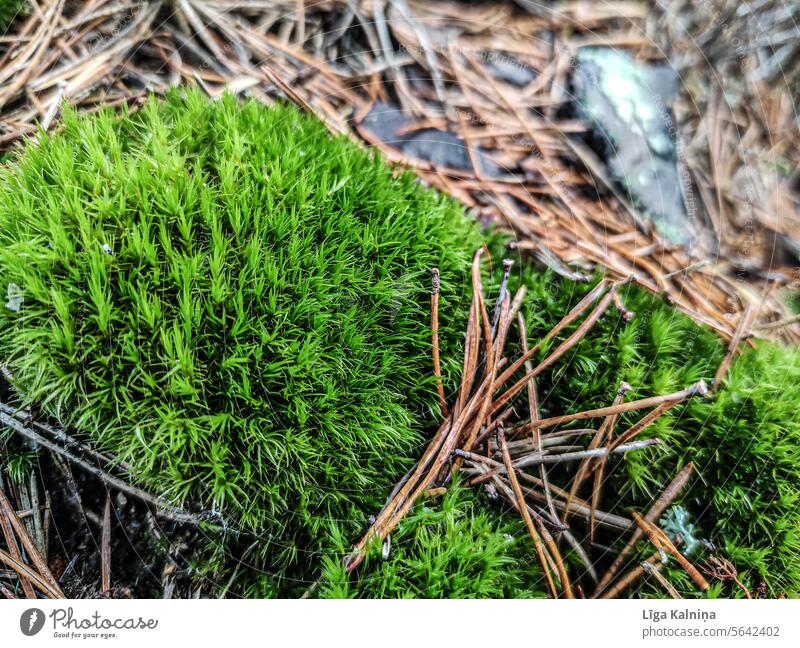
[0,0,798,599]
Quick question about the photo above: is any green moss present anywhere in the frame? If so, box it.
[317,482,547,598]
[0,0,25,31]
[0,90,485,570]
[514,269,800,597]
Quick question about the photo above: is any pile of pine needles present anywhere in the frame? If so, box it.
[0,1,797,343]
[650,0,800,288]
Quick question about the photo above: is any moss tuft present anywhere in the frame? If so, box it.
[1,88,797,599]
[317,483,547,598]
[0,90,485,566]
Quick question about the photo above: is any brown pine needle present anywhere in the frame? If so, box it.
[347,374,492,571]
[491,286,618,415]
[0,490,35,598]
[562,381,630,526]
[600,553,662,599]
[632,512,710,592]
[461,291,507,454]
[587,385,633,543]
[497,426,560,598]
[643,560,682,598]
[713,301,755,388]
[492,280,609,390]
[0,583,18,599]
[455,293,479,416]
[518,381,708,434]
[0,487,64,598]
[430,267,448,418]
[607,401,676,453]
[517,311,560,526]
[0,547,62,599]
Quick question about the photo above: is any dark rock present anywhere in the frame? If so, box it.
[358,102,500,176]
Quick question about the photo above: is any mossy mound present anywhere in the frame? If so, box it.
[0,90,485,565]
[1,88,797,599]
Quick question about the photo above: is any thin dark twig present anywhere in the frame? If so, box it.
[0,411,219,526]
